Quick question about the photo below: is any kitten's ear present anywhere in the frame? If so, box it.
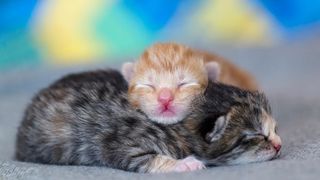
[206,115,229,142]
[121,62,135,82]
[205,61,221,82]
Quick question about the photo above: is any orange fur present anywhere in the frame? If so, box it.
[124,42,258,124]
[131,43,208,87]
[198,50,259,90]
[127,43,209,124]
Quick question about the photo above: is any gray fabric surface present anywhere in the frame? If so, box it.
[1,38,320,179]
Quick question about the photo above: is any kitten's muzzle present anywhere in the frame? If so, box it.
[268,134,282,153]
[273,144,281,152]
[158,88,174,106]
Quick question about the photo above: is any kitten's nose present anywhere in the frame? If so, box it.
[272,142,281,152]
[269,134,282,152]
[158,88,174,105]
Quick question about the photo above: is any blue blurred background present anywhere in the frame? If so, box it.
[1,0,320,70]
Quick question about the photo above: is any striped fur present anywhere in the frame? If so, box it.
[15,69,281,173]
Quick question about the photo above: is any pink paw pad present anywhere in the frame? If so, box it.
[174,156,205,172]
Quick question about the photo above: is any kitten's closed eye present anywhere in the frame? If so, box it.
[241,133,266,143]
[135,82,200,90]
[178,82,200,89]
[135,84,156,90]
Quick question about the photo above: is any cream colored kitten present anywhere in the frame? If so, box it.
[122,43,220,124]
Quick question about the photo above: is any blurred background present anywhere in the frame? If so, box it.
[1,0,320,70]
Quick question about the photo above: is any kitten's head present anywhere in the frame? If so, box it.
[199,84,282,166]
[122,43,219,124]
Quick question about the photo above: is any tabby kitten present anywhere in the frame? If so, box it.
[16,69,281,173]
[122,42,257,125]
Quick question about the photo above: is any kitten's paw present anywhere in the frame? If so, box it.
[174,156,205,172]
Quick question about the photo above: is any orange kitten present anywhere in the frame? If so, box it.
[122,43,220,124]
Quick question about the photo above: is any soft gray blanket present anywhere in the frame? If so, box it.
[1,38,320,180]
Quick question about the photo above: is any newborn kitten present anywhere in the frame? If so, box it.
[16,69,281,173]
[197,82,281,166]
[122,42,258,125]
[122,43,221,124]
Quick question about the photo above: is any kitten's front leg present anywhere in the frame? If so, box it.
[172,156,206,172]
[148,155,205,173]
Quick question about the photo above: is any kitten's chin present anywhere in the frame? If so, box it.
[141,104,188,124]
[159,111,176,117]
[148,113,185,125]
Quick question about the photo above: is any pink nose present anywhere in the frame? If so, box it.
[272,142,282,152]
[158,88,174,105]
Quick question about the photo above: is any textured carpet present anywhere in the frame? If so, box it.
[1,38,320,179]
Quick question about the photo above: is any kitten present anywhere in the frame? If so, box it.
[121,43,220,124]
[122,42,257,125]
[16,69,281,173]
